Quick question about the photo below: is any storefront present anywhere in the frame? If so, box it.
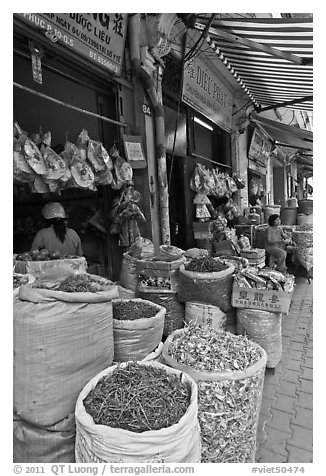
[13,13,138,280]
[162,53,234,249]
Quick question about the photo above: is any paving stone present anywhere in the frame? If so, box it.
[263,427,291,456]
[295,392,313,410]
[263,383,278,400]
[264,371,281,386]
[256,447,288,463]
[303,348,313,358]
[288,349,304,361]
[298,378,313,394]
[266,408,293,433]
[276,368,301,384]
[291,408,313,430]
[260,397,274,417]
[256,412,271,447]
[291,334,306,343]
[285,359,302,372]
[272,394,296,414]
[278,380,297,397]
[286,445,313,463]
[302,357,313,368]
[287,424,313,452]
[291,342,305,351]
[300,367,313,380]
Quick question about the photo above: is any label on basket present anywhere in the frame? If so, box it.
[232,286,292,313]
[138,274,172,290]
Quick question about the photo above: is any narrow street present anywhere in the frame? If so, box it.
[256,277,313,463]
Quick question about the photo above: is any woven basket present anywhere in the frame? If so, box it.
[178,264,235,312]
[237,309,282,368]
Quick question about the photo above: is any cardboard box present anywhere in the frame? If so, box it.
[232,285,293,314]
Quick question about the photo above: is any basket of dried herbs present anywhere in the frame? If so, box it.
[112,298,165,362]
[178,257,235,312]
[237,309,282,368]
[75,361,201,463]
[162,325,267,463]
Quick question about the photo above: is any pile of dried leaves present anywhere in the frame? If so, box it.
[113,301,157,321]
[83,362,191,432]
[185,257,228,273]
[166,325,266,463]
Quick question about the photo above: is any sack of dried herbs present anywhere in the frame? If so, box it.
[112,298,165,361]
[178,261,235,312]
[237,309,282,369]
[13,283,118,427]
[75,361,201,463]
[119,252,141,291]
[162,325,267,463]
[13,412,75,463]
[136,289,185,337]
[185,302,226,331]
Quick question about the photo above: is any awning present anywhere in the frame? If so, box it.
[250,112,313,155]
[194,16,313,111]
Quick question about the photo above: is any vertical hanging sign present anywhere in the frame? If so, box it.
[15,13,128,76]
[29,41,43,84]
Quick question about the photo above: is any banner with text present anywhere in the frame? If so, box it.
[182,56,233,132]
[15,13,128,76]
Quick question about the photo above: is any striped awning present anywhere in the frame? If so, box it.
[194,17,313,112]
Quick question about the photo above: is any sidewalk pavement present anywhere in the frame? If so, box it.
[255,277,313,463]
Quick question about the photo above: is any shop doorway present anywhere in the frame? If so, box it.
[13,37,123,279]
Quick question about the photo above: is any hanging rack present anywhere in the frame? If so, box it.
[13,81,127,128]
[191,152,232,169]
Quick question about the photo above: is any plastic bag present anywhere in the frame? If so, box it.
[129,237,155,259]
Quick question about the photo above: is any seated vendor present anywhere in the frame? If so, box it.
[265,214,289,273]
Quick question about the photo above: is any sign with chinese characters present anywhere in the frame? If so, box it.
[15,13,128,76]
[182,56,233,132]
[123,135,147,169]
[232,286,293,314]
[248,127,272,167]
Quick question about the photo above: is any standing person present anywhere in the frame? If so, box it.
[31,202,83,256]
[265,214,289,273]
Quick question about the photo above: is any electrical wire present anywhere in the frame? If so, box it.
[184,14,215,63]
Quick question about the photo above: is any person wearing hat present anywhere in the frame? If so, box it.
[31,202,83,256]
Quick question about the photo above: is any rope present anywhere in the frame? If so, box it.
[13,81,127,128]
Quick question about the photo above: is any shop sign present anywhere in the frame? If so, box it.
[182,56,233,132]
[249,127,272,166]
[15,13,128,76]
[123,135,147,169]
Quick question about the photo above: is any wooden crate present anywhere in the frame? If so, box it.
[232,285,293,314]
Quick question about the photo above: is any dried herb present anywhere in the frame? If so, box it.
[83,362,191,432]
[168,325,264,372]
[113,301,158,321]
[185,257,228,273]
[57,275,105,293]
[13,274,29,289]
[166,325,265,463]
